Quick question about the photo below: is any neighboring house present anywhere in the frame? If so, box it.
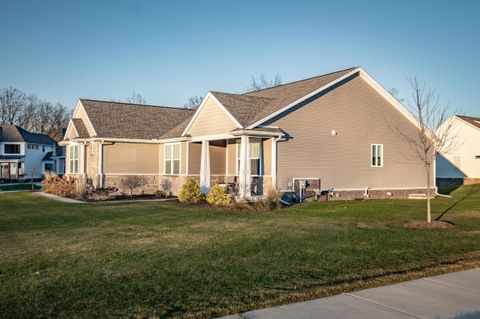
[61,67,433,199]
[41,128,67,176]
[436,115,480,187]
[0,125,56,182]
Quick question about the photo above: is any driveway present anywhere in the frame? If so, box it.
[221,268,480,319]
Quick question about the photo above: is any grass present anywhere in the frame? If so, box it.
[1,185,480,318]
[0,183,41,191]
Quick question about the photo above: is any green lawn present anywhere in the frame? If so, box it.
[1,186,480,318]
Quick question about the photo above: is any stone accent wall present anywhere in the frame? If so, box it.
[104,175,159,195]
[158,175,188,195]
[85,143,100,187]
[315,188,437,201]
[465,178,480,185]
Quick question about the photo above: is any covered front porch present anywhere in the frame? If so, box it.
[187,130,281,199]
[0,157,24,182]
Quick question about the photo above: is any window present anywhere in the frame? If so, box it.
[164,143,180,175]
[236,138,262,175]
[69,144,79,173]
[4,144,20,154]
[371,144,383,167]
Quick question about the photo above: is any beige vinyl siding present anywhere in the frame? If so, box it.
[188,142,201,175]
[188,96,239,137]
[74,103,96,136]
[209,140,226,175]
[104,143,159,174]
[262,138,272,175]
[269,75,433,190]
[227,139,237,175]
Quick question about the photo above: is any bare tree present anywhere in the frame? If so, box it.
[247,74,282,91]
[184,95,203,109]
[26,161,41,191]
[0,87,71,141]
[0,87,27,125]
[120,175,148,196]
[388,87,405,103]
[126,91,147,104]
[399,77,459,223]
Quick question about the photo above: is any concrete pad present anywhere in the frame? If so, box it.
[351,276,480,319]
[424,268,480,293]
[219,315,243,319]
[242,294,417,319]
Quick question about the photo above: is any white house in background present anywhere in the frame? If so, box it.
[436,115,480,186]
[0,124,57,182]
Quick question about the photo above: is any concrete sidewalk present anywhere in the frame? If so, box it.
[221,268,480,319]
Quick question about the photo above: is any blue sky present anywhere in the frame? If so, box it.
[0,0,479,115]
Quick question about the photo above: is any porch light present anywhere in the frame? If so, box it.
[331,129,337,136]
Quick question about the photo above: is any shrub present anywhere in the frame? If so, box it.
[155,189,166,197]
[86,187,118,201]
[178,178,203,203]
[42,172,77,198]
[160,179,172,195]
[250,189,281,212]
[120,176,148,196]
[206,184,231,205]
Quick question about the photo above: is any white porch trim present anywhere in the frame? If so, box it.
[200,140,210,193]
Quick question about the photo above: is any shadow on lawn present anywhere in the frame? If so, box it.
[435,185,480,222]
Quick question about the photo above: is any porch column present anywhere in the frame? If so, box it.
[98,141,104,188]
[271,137,277,190]
[200,140,210,194]
[239,135,251,199]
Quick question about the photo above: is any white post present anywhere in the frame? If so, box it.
[200,140,210,194]
[98,141,103,188]
[239,136,251,199]
[271,137,277,190]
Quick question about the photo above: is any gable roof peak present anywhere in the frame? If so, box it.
[242,66,359,95]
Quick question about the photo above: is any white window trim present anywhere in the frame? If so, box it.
[371,144,384,167]
[69,143,79,174]
[164,143,181,175]
[236,138,263,176]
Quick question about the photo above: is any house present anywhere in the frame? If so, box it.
[0,125,56,182]
[436,115,480,188]
[61,67,433,199]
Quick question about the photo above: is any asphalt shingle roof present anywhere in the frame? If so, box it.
[71,119,89,138]
[79,99,196,140]
[0,125,55,144]
[212,67,358,127]
[456,115,480,130]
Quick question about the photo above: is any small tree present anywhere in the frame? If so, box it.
[178,178,202,203]
[26,161,40,191]
[120,176,148,196]
[160,178,172,196]
[400,78,459,223]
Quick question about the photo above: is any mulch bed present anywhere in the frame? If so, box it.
[405,220,455,229]
[85,195,177,202]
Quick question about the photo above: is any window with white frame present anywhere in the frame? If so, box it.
[236,138,262,175]
[69,144,79,173]
[164,143,181,175]
[371,144,383,167]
